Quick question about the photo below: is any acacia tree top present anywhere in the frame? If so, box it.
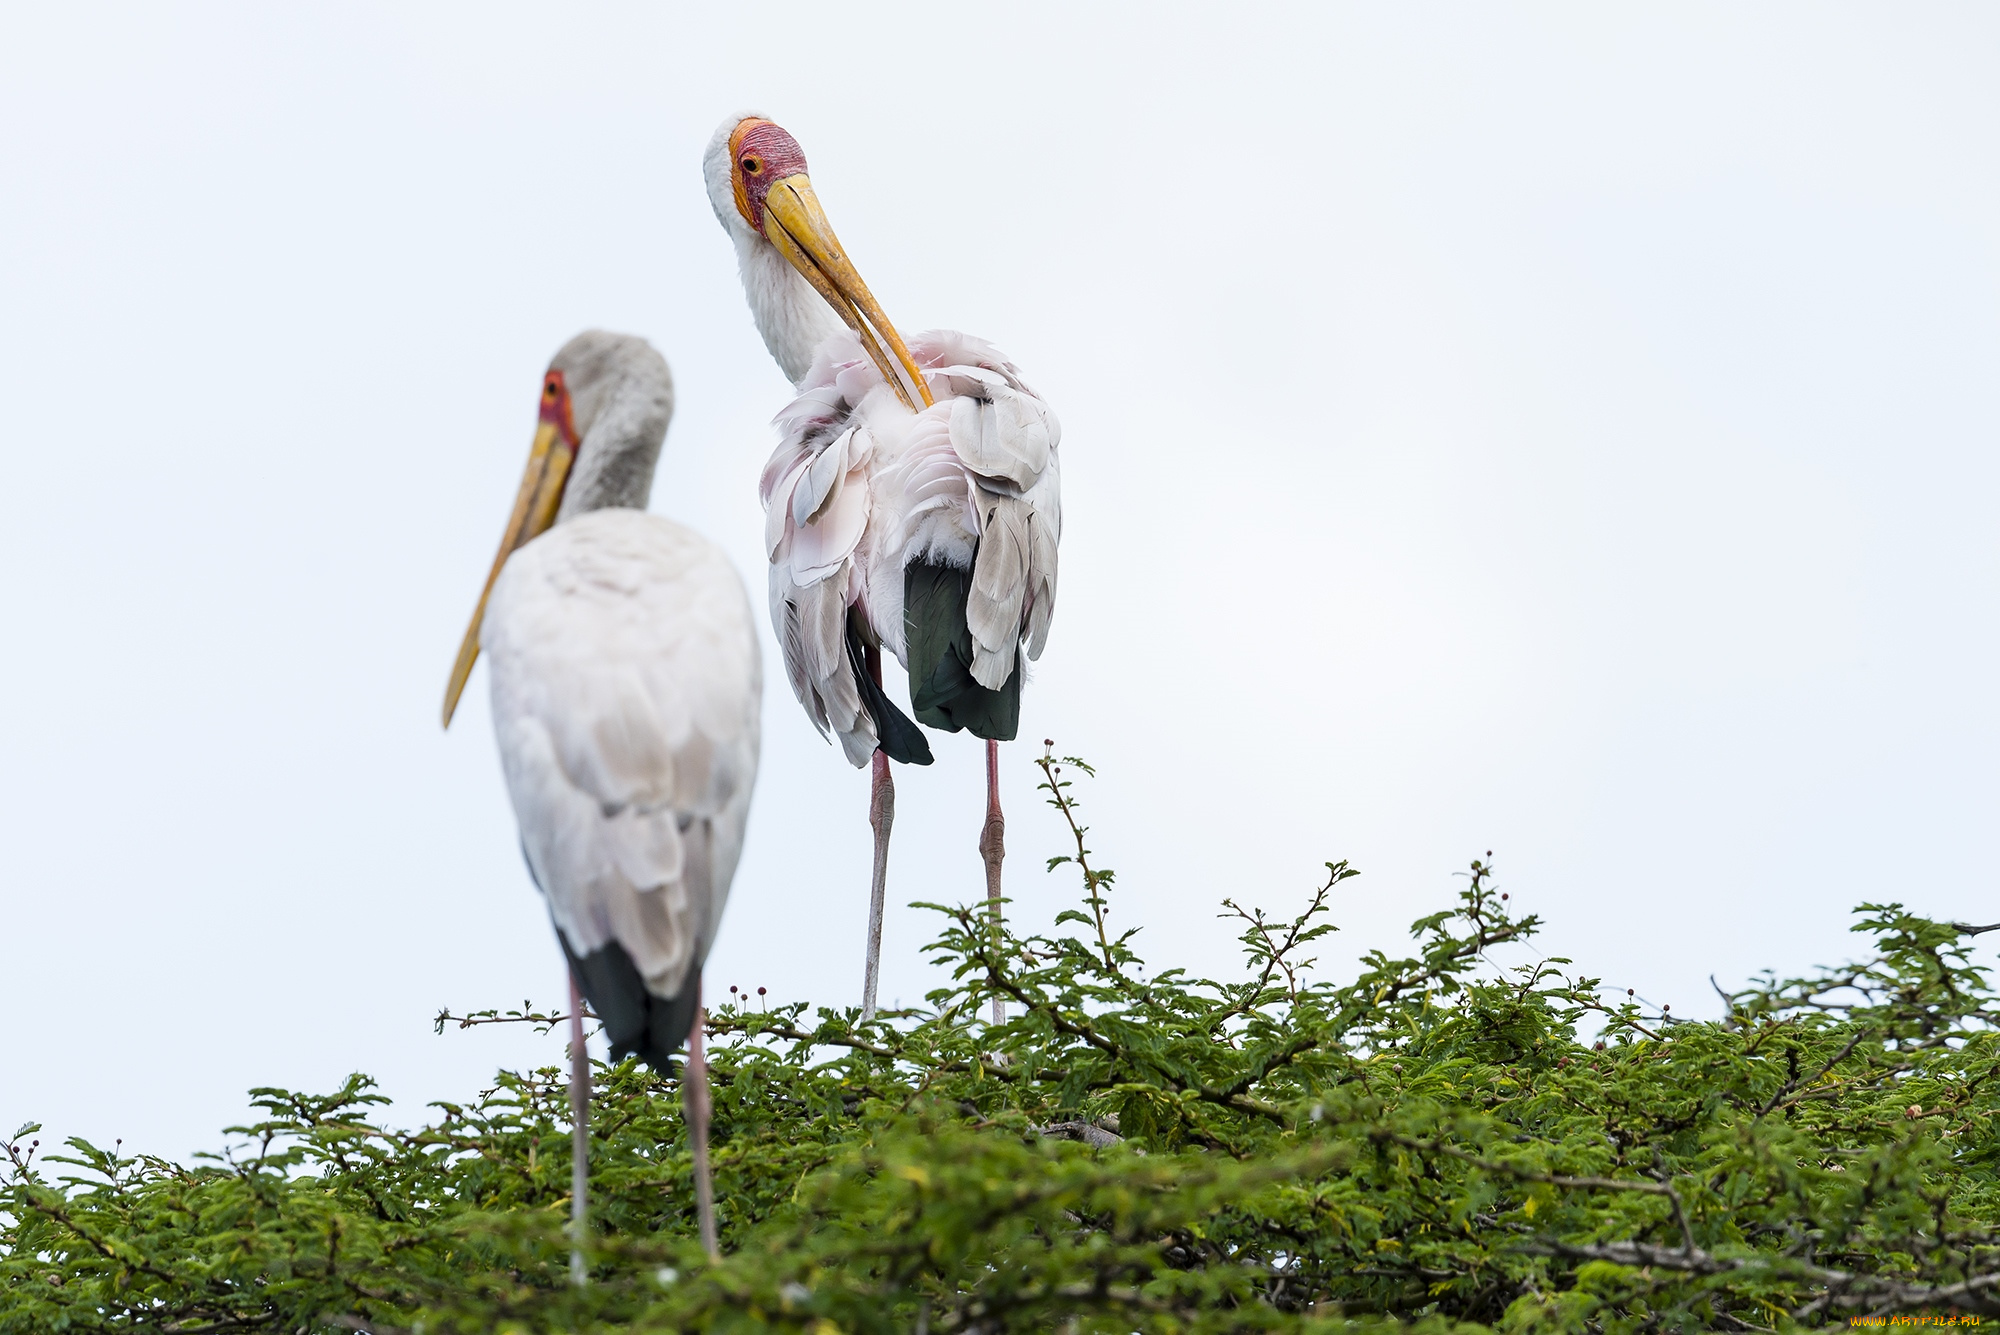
[6,749,2000,1332]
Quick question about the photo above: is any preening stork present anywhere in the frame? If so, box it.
[703,114,1061,1020]
[441,331,761,1264]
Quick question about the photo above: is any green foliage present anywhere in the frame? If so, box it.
[8,747,2000,1331]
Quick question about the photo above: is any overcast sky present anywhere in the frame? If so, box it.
[4,4,1997,1159]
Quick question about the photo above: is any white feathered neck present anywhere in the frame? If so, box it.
[550,330,676,522]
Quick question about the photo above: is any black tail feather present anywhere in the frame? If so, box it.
[845,614,934,765]
[558,932,699,1077]
[521,843,699,1075]
[905,561,1021,741]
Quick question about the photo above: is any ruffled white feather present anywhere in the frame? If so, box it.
[758,329,1061,763]
[484,509,762,998]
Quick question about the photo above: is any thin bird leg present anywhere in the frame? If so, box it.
[567,974,589,1287]
[981,738,1006,1026]
[862,645,893,1023]
[864,749,893,1020]
[685,999,720,1262]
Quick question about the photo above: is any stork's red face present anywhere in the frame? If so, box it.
[539,368,580,447]
[724,116,932,413]
[728,118,809,237]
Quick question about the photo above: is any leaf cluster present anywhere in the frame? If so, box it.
[7,749,2000,1331]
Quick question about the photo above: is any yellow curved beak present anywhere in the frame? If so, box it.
[441,418,575,728]
[762,174,935,413]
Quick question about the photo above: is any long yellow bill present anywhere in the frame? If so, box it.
[761,174,935,413]
[441,418,575,727]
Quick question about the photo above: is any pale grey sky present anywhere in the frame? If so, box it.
[4,4,1997,1158]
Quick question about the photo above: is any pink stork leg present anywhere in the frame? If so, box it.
[981,738,1006,1025]
[862,645,893,1023]
[684,996,720,1262]
[567,975,590,1286]
[864,749,894,1020]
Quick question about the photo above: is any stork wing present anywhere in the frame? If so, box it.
[761,342,881,766]
[928,335,1062,687]
[764,329,1062,751]
[482,509,761,1002]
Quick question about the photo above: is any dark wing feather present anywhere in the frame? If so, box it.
[904,560,1021,741]
[559,931,700,1077]
[521,838,700,1075]
[844,612,934,765]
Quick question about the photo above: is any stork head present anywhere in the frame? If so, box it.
[723,118,810,239]
[442,332,674,727]
[704,113,932,411]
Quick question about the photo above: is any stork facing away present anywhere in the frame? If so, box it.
[703,114,1061,1020]
[442,330,761,1266]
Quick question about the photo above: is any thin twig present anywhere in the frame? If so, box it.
[1035,744,1113,969]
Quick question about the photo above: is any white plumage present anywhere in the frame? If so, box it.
[442,329,760,1062]
[485,507,760,999]
[761,328,1060,765]
[703,113,1062,1022]
[443,329,751,1263]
